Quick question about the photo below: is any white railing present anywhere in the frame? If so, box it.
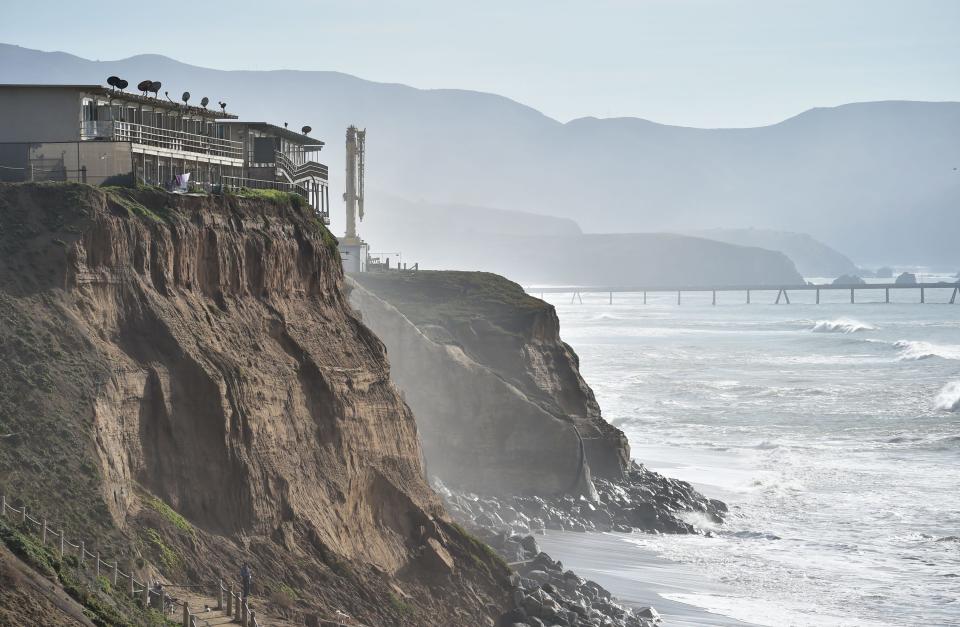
[81,121,243,161]
[275,151,329,183]
[0,493,259,627]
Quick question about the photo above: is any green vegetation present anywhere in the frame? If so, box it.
[388,592,415,616]
[0,516,60,578]
[0,516,176,626]
[448,522,509,577]
[267,582,299,609]
[104,187,172,223]
[143,496,194,537]
[141,528,180,570]
[226,187,305,208]
[317,221,340,255]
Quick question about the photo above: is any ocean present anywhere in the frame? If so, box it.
[536,282,959,626]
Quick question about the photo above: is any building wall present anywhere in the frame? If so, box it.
[0,87,81,142]
[27,141,133,184]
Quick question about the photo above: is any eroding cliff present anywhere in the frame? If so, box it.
[350,271,631,497]
[0,183,508,626]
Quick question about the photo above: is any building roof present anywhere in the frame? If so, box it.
[0,84,237,119]
[219,121,325,148]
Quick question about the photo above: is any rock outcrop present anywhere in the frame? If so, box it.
[895,272,917,285]
[350,271,630,497]
[0,183,509,626]
[832,273,866,285]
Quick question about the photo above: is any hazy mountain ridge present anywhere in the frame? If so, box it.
[684,228,859,277]
[366,198,804,285]
[2,43,957,267]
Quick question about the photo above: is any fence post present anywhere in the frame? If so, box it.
[0,494,5,517]
[113,561,118,586]
[250,610,256,627]
[142,584,149,609]
[234,592,241,620]
[182,602,189,627]
[59,530,65,557]
[42,519,48,545]
[241,601,248,627]
[218,578,224,610]
[129,569,135,597]
[80,541,85,566]
[21,504,26,524]
[95,553,100,579]
[226,588,233,615]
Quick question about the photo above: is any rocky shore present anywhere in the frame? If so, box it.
[437,462,727,538]
[435,463,727,627]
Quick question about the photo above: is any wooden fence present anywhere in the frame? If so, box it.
[0,493,259,627]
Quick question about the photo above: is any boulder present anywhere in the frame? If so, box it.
[521,535,541,557]
[422,537,455,574]
[832,274,866,285]
[895,272,917,285]
[636,606,662,622]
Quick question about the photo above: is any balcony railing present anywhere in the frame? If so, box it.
[274,151,329,183]
[81,121,243,161]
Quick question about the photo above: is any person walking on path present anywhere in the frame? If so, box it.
[240,563,252,601]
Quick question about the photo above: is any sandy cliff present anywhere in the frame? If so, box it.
[350,271,630,497]
[0,183,508,626]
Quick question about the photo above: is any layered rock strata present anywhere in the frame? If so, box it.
[0,183,509,626]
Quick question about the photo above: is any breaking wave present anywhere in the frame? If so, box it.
[934,381,960,411]
[894,340,960,362]
[811,318,877,334]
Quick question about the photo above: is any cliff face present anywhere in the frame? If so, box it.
[0,183,508,626]
[350,271,630,497]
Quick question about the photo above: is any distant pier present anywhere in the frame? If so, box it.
[530,282,960,305]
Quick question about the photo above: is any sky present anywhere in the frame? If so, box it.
[2,0,959,128]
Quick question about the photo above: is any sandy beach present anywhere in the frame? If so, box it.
[536,531,756,626]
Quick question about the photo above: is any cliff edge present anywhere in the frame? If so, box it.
[0,183,509,626]
[350,271,630,496]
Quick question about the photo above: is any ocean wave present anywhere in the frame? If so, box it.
[811,318,877,334]
[934,381,960,411]
[727,530,782,540]
[749,476,806,494]
[751,440,783,450]
[895,340,960,361]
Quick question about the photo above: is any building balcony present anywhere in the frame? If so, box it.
[273,150,329,183]
[81,121,244,161]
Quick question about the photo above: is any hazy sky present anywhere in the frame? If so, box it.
[3,0,959,127]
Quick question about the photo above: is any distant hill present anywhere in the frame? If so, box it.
[2,43,957,268]
[684,228,859,278]
[366,198,803,286]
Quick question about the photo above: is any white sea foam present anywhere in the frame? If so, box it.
[678,510,722,532]
[659,593,878,627]
[934,381,960,411]
[894,340,960,361]
[811,318,877,333]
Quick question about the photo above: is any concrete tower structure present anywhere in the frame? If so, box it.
[339,125,368,273]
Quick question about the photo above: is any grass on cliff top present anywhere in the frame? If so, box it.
[353,270,548,331]
[226,187,307,208]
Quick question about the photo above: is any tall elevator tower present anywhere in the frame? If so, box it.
[339,125,368,273]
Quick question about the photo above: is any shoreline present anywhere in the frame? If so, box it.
[535,531,756,627]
